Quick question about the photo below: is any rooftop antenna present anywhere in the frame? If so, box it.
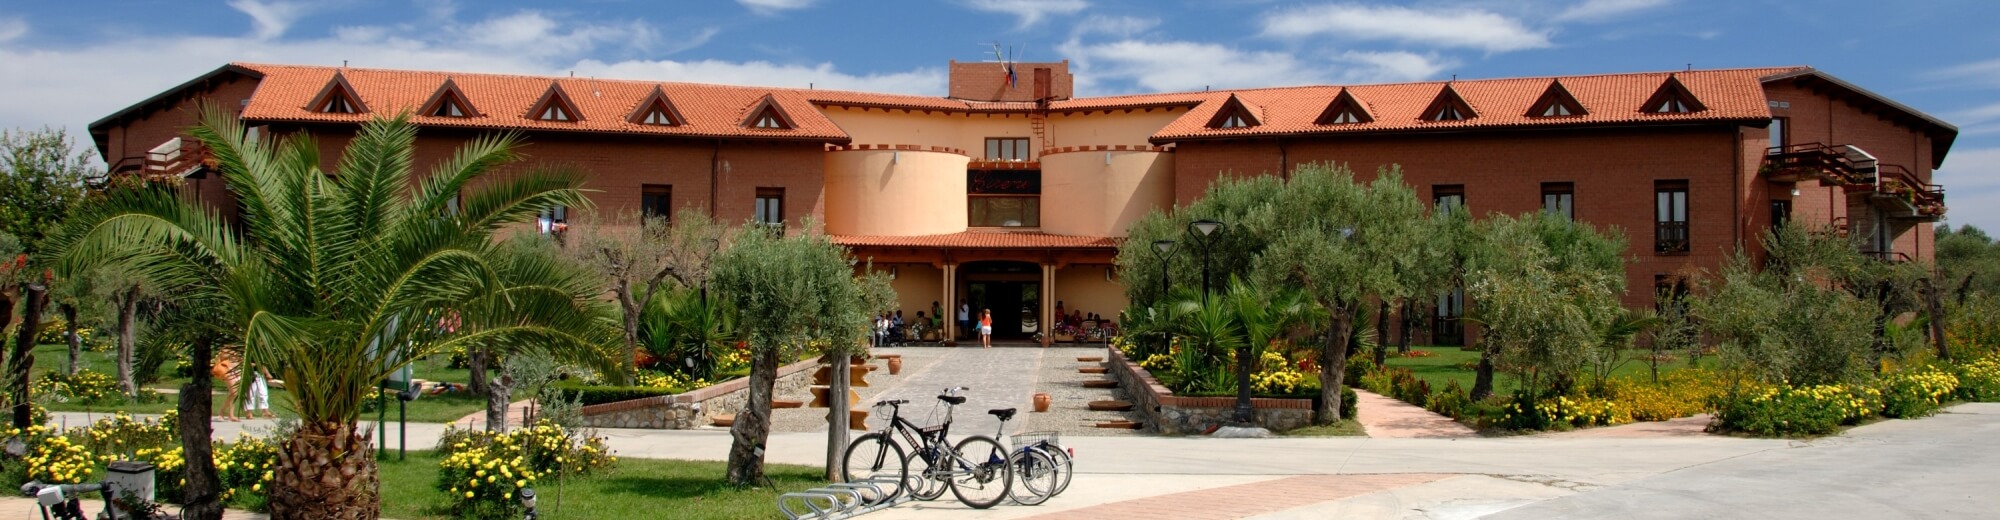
[1451,74,1456,82]
[1686,63,1693,71]
[342,60,348,68]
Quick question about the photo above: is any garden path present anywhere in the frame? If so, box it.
[1350,388,1478,438]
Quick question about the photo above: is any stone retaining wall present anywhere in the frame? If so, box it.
[1106,348,1315,434]
[580,359,818,429]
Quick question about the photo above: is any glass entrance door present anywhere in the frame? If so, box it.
[967,281,1040,339]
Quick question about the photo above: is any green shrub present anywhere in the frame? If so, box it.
[1879,365,1958,418]
[1340,386,1357,420]
[1954,354,2000,402]
[34,369,121,405]
[1425,380,1472,419]
[548,382,682,406]
[437,420,616,520]
[75,411,177,462]
[215,434,281,510]
[1712,383,1880,436]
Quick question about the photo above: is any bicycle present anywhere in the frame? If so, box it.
[840,387,1012,509]
[985,408,1066,506]
[21,480,144,520]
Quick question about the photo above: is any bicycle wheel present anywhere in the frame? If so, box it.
[904,445,947,501]
[1008,447,1061,506]
[1041,442,1075,496]
[840,433,908,503]
[948,435,1012,510]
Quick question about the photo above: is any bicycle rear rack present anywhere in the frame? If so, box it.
[777,475,910,520]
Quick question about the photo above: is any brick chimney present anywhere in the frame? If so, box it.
[947,60,1072,102]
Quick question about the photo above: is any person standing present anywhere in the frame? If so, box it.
[214,352,241,422]
[979,309,993,348]
[245,367,276,419]
[957,300,971,341]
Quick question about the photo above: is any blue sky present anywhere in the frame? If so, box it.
[2,0,1996,230]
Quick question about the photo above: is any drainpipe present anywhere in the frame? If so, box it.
[710,139,722,218]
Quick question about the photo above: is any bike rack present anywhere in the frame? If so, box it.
[777,475,911,520]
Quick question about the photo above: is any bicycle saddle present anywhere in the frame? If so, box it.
[939,395,967,405]
[988,408,1017,421]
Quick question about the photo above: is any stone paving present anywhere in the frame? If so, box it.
[1025,346,1145,437]
[1350,388,1479,439]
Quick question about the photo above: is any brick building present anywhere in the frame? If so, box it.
[90,61,1955,345]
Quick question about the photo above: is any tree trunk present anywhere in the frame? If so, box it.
[10,282,48,428]
[825,353,851,481]
[486,373,514,432]
[116,286,140,396]
[1471,348,1496,402]
[269,420,380,520]
[1922,277,1950,361]
[178,333,225,520]
[1397,302,1413,354]
[466,349,490,396]
[1956,273,1975,307]
[1871,281,1893,362]
[1374,301,1389,367]
[61,304,80,376]
[728,347,781,486]
[618,283,642,381]
[1315,312,1352,425]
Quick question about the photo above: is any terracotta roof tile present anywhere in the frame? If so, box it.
[234,63,849,141]
[1149,67,1807,142]
[834,231,1118,249]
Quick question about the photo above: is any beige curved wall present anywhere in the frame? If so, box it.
[1041,151,1175,237]
[824,149,970,235]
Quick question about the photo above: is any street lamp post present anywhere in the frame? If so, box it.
[1151,239,1177,296]
[1189,219,1223,304]
[1187,219,1251,425]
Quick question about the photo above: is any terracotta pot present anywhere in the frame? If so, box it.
[1033,393,1051,413]
[888,357,903,375]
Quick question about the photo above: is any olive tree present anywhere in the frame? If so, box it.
[565,208,727,380]
[0,127,94,426]
[713,225,878,486]
[1464,212,1628,396]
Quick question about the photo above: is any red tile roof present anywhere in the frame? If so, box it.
[1149,67,1807,142]
[834,231,1118,249]
[233,63,849,142]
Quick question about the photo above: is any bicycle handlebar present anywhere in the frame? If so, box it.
[874,399,910,408]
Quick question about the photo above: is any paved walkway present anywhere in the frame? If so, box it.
[861,346,1047,437]
[1351,388,1479,438]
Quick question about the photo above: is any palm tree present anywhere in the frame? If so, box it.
[44,106,621,519]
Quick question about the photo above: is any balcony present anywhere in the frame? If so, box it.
[1655,221,1689,254]
[1762,143,1876,185]
[141,137,212,180]
[1869,165,1947,220]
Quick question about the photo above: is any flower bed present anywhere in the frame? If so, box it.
[1106,347,1343,434]
[576,358,820,429]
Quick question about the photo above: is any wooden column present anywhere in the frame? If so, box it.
[942,263,957,346]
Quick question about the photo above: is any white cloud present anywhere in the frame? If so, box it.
[1069,15,1157,39]
[574,59,942,93]
[0,17,26,43]
[0,9,937,149]
[1932,58,2000,89]
[1260,4,1551,53]
[1951,102,2000,125]
[1935,147,2000,232]
[962,0,1089,29]
[1058,38,1451,95]
[1334,50,1455,83]
[1553,0,1673,23]
[226,0,316,40]
[736,0,816,16]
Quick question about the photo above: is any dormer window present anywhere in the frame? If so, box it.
[1526,79,1587,118]
[1643,75,1706,114]
[1204,94,1262,130]
[420,78,479,118]
[527,81,584,123]
[627,86,685,127]
[1315,88,1373,126]
[309,71,368,114]
[1421,84,1476,122]
[739,94,794,130]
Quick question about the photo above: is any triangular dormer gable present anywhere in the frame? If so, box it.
[627,86,686,126]
[527,81,584,122]
[308,71,368,114]
[1205,94,1262,129]
[1642,75,1707,114]
[1420,84,1476,122]
[1526,79,1588,118]
[740,94,794,130]
[419,78,480,118]
[1314,88,1373,125]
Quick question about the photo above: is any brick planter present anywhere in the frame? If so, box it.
[579,358,820,429]
[1105,347,1316,434]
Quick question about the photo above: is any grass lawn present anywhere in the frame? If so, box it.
[1381,345,1719,397]
[378,451,827,520]
[29,343,190,390]
[48,387,489,423]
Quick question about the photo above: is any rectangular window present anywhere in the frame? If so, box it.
[1541,182,1574,221]
[1770,199,1791,230]
[985,137,1031,162]
[754,188,784,230]
[1432,184,1465,213]
[641,184,672,220]
[1768,117,1788,154]
[968,169,1041,227]
[1655,180,1689,254]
